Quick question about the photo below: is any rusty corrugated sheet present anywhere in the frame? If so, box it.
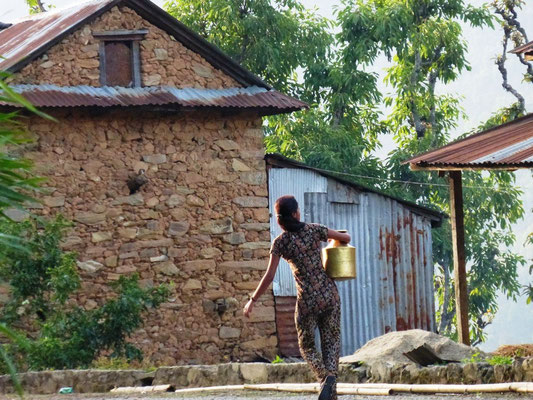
[0,85,307,112]
[406,113,533,169]
[274,296,300,358]
[0,0,117,72]
[510,40,533,55]
[267,156,438,357]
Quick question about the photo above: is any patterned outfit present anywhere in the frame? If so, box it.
[271,223,341,398]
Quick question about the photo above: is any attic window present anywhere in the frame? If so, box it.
[94,30,148,87]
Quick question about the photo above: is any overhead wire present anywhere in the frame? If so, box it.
[306,165,530,192]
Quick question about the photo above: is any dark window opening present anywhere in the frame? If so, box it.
[95,30,147,88]
[104,41,133,87]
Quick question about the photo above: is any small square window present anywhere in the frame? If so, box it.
[104,41,134,87]
[94,30,148,87]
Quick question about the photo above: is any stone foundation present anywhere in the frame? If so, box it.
[1,360,531,394]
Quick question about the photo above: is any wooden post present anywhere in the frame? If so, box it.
[449,171,470,345]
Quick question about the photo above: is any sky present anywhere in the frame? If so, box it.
[3,0,532,350]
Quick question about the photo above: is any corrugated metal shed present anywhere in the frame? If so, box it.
[266,155,441,357]
[0,0,271,89]
[0,85,306,114]
[406,113,533,170]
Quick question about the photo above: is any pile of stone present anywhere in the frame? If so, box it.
[340,329,486,366]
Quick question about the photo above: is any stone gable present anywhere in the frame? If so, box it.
[9,5,241,89]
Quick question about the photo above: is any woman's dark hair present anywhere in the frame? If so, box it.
[275,195,305,232]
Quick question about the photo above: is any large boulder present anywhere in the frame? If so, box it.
[340,329,486,366]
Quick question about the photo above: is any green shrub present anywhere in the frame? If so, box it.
[271,355,284,364]
[487,355,513,366]
[462,352,513,365]
[461,352,484,364]
[0,216,169,371]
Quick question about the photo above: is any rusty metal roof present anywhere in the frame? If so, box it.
[0,0,117,72]
[0,84,307,114]
[510,40,533,55]
[0,0,270,88]
[405,113,533,170]
[266,153,445,225]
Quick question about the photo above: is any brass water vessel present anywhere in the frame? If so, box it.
[322,230,356,281]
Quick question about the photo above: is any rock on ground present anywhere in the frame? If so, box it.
[340,329,486,366]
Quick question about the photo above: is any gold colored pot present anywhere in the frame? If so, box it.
[322,230,356,281]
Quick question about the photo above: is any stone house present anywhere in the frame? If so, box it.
[0,0,306,365]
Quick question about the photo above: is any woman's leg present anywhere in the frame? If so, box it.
[295,303,327,381]
[317,301,341,399]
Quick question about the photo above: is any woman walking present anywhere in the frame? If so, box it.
[244,195,350,400]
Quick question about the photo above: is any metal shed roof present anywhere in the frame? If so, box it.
[510,40,533,56]
[266,153,445,227]
[0,0,270,89]
[0,84,307,114]
[405,113,533,170]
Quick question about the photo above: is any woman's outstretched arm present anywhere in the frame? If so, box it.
[328,228,351,243]
[243,253,280,318]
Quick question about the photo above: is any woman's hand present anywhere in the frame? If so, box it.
[243,299,254,318]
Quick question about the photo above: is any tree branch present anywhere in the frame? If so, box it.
[496,27,526,112]
[493,3,533,84]
[411,48,426,139]
[36,0,46,12]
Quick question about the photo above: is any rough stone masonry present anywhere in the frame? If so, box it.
[2,4,280,366]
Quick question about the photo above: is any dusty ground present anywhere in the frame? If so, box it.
[7,392,532,400]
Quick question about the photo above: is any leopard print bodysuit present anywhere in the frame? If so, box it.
[271,223,341,396]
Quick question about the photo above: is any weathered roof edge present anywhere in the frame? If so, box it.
[509,40,533,54]
[4,0,122,74]
[265,153,445,227]
[0,84,307,116]
[4,0,271,90]
[404,112,533,166]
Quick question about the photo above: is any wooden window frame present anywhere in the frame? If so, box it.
[94,30,148,87]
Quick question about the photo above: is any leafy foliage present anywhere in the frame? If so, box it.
[0,76,50,223]
[0,73,56,394]
[525,233,533,305]
[25,0,49,14]
[0,217,169,371]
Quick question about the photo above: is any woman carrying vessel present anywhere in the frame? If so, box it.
[244,195,350,400]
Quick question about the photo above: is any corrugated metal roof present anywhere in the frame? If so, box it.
[0,85,307,113]
[510,40,533,55]
[0,0,117,72]
[0,0,271,89]
[405,113,533,170]
[266,153,445,225]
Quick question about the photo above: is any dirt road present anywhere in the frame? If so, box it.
[10,391,531,400]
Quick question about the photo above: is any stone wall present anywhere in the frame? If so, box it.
[9,5,240,89]
[1,360,532,394]
[10,108,277,365]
